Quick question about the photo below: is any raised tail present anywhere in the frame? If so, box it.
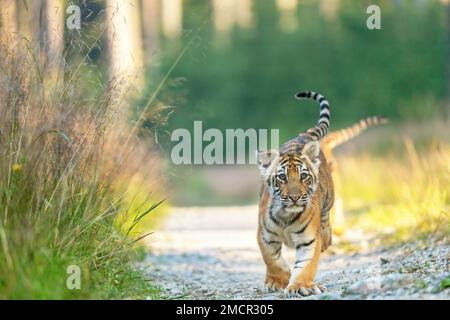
[322,115,388,150]
[295,91,330,140]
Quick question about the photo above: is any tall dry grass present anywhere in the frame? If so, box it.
[0,38,165,298]
[337,125,449,244]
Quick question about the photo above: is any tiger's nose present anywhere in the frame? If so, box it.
[289,195,300,202]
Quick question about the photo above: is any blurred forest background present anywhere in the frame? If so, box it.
[3,0,447,139]
[145,0,448,206]
[0,0,449,299]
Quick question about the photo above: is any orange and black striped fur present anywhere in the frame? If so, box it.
[256,91,334,297]
[320,116,388,234]
[321,115,388,167]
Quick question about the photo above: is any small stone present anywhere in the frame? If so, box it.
[345,276,383,295]
[344,273,416,295]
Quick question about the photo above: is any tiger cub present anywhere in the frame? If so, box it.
[320,116,388,235]
[256,91,334,297]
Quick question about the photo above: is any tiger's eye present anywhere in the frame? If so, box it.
[300,172,308,180]
[278,173,287,180]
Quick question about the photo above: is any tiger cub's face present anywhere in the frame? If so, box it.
[257,141,321,213]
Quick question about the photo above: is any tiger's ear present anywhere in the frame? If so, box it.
[256,149,279,176]
[302,141,320,169]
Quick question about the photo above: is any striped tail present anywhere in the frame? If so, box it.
[323,115,388,150]
[295,91,330,140]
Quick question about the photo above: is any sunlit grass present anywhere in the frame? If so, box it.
[339,136,449,243]
[114,175,170,237]
[0,39,165,299]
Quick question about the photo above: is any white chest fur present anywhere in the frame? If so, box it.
[280,223,311,248]
[266,209,313,249]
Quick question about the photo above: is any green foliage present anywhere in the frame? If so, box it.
[441,276,450,289]
[150,0,446,147]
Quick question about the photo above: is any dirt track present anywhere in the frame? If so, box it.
[143,206,449,300]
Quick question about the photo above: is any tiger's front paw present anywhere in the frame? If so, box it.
[264,274,290,293]
[284,282,326,297]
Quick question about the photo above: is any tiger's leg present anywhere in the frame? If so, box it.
[257,227,290,292]
[320,211,332,252]
[320,177,334,252]
[285,215,325,297]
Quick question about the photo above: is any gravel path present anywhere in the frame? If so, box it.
[142,206,449,300]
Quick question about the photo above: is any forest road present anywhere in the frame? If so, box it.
[142,206,449,300]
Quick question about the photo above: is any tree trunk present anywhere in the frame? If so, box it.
[213,0,235,34]
[161,0,182,39]
[236,0,253,29]
[106,0,145,87]
[45,0,65,84]
[276,0,298,32]
[17,0,32,41]
[1,0,18,43]
[142,0,160,66]
[320,0,340,20]
[17,0,46,60]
